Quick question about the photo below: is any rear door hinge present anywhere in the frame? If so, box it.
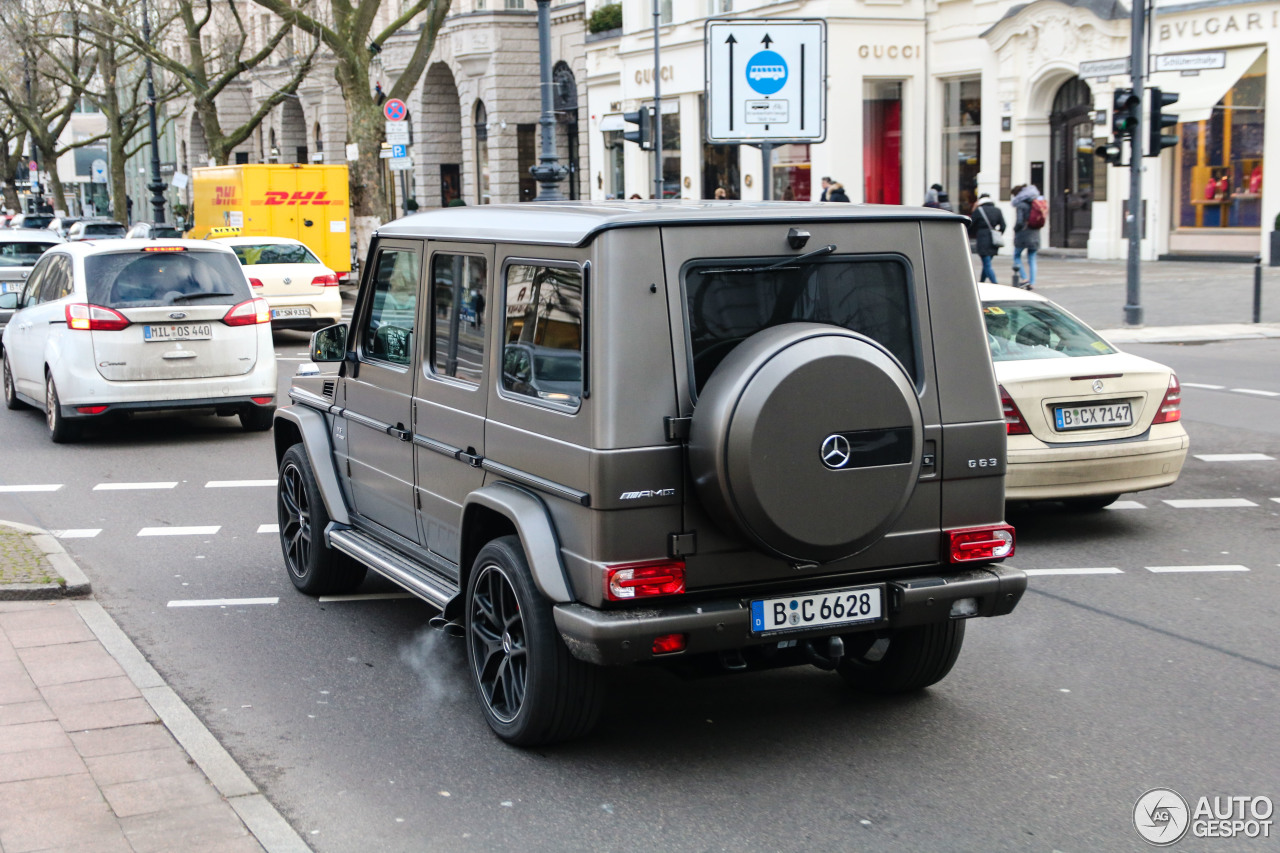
[664,416,692,442]
[668,531,697,558]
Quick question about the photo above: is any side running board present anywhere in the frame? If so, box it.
[327,527,459,609]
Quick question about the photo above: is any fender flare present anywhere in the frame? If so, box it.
[464,483,573,603]
[275,405,350,525]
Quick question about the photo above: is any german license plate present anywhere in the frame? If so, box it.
[751,584,884,634]
[1054,401,1133,431]
[143,323,213,342]
[271,307,311,319]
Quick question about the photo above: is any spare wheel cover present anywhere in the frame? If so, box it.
[689,323,923,563]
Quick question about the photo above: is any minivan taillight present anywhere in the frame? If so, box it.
[604,560,686,601]
[223,297,271,326]
[311,273,339,287]
[999,385,1030,435]
[65,303,130,332]
[947,525,1015,563]
[1151,373,1182,424]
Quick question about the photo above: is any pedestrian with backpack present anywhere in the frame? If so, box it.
[1012,183,1045,289]
[970,193,1006,283]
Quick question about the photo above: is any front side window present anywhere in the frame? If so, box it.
[684,256,916,394]
[431,253,488,384]
[983,301,1116,362]
[362,248,420,365]
[502,264,584,409]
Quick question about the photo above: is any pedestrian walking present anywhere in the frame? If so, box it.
[935,190,955,213]
[970,192,1006,283]
[923,183,943,208]
[822,178,850,202]
[1011,183,1044,289]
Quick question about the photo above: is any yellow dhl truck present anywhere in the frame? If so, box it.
[190,164,351,275]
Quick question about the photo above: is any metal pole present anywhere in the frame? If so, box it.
[1124,0,1145,326]
[24,49,42,212]
[142,0,167,224]
[652,0,662,199]
[400,171,410,218]
[1254,255,1263,323]
[531,0,566,200]
[761,143,772,200]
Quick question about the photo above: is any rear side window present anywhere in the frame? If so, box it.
[84,250,251,308]
[0,241,57,267]
[231,244,321,266]
[684,256,917,394]
[431,253,487,384]
[501,263,584,410]
[362,248,419,365]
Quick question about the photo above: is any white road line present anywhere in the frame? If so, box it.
[94,482,178,491]
[51,529,102,539]
[0,484,63,492]
[1181,382,1225,390]
[257,524,279,534]
[1194,453,1275,462]
[1231,388,1280,398]
[1273,498,1280,505]
[206,480,276,488]
[1163,498,1258,508]
[317,593,417,602]
[1146,565,1250,574]
[167,598,279,608]
[1024,567,1124,576]
[137,526,221,537]
[1107,500,1146,510]
[277,357,310,362]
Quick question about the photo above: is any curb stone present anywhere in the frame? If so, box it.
[0,518,92,599]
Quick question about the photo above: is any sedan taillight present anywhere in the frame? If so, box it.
[223,297,271,326]
[311,273,339,287]
[249,277,265,288]
[1151,373,1182,424]
[65,303,130,332]
[999,385,1031,435]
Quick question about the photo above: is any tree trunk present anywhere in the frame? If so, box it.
[36,141,68,213]
[108,136,128,223]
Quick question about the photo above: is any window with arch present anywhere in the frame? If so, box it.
[314,122,324,158]
[475,101,491,205]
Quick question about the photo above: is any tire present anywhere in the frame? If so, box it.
[44,374,81,444]
[240,405,275,432]
[277,444,366,595]
[3,354,26,410]
[1062,494,1120,511]
[465,535,603,746]
[836,620,966,694]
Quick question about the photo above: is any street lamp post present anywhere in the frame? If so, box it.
[141,0,167,224]
[530,0,567,200]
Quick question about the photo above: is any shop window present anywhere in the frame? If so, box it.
[943,78,981,215]
[771,144,811,201]
[517,124,537,202]
[699,95,740,199]
[863,81,903,205]
[604,130,625,199]
[1176,60,1266,230]
[662,108,681,198]
[474,101,490,205]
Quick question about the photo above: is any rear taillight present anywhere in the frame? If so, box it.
[310,273,339,287]
[223,297,271,326]
[250,396,274,405]
[651,633,687,655]
[999,385,1031,435]
[604,560,686,601]
[75,405,109,415]
[1151,373,1182,424]
[249,277,265,288]
[947,525,1015,563]
[65,303,130,332]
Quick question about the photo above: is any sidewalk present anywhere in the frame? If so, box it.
[0,521,309,853]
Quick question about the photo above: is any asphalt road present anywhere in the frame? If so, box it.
[0,334,1276,852]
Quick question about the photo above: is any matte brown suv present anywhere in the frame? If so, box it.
[274,202,1026,745]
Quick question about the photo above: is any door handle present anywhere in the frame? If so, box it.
[389,424,411,441]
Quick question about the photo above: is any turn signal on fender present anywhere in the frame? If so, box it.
[947,525,1015,563]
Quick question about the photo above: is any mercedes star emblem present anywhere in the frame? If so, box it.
[1093,379,1105,393]
[821,434,852,469]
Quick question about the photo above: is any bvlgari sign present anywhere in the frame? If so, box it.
[1157,8,1279,42]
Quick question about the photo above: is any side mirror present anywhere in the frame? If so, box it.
[0,292,17,309]
[310,323,349,362]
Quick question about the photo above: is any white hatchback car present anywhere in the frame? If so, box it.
[0,240,277,442]
[980,283,1189,509]
[214,236,343,331]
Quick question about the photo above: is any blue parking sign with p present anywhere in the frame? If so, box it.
[390,144,407,158]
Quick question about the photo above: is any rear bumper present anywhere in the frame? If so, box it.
[553,564,1027,666]
[1005,429,1189,500]
[58,394,274,420]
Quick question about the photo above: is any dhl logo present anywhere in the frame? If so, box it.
[251,191,339,206]
[211,186,239,206]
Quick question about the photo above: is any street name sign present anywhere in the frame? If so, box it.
[705,19,826,144]
[1079,57,1130,79]
[1154,51,1226,72]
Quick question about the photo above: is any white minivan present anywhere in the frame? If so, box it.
[0,239,278,442]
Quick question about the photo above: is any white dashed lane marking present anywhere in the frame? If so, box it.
[207,480,276,488]
[167,598,279,608]
[1145,565,1250,574]
[258,524,280,534]
[138,526,222,537]
[50,529,102,539]
[1194,453,1275,462]
[1163,498,1258,508]
[1107,501,1147,509]
[0,485,63,492]
[1023,568,1124,576]
[93,482,178,491]
[1231,388,1280,398]
[1182,382,1225,390]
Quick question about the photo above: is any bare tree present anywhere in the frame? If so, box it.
[0,118,30,213]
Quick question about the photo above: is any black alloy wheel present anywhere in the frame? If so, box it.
[277,444,365,595]
[3,354,25,410]
[465,536,603,746]
[836,620,966,694]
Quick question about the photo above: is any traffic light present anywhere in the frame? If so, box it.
[1094,141,1124,167]
[1112,88,1141,137]
[1147,87,1179,157]
[622,106,653,150]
